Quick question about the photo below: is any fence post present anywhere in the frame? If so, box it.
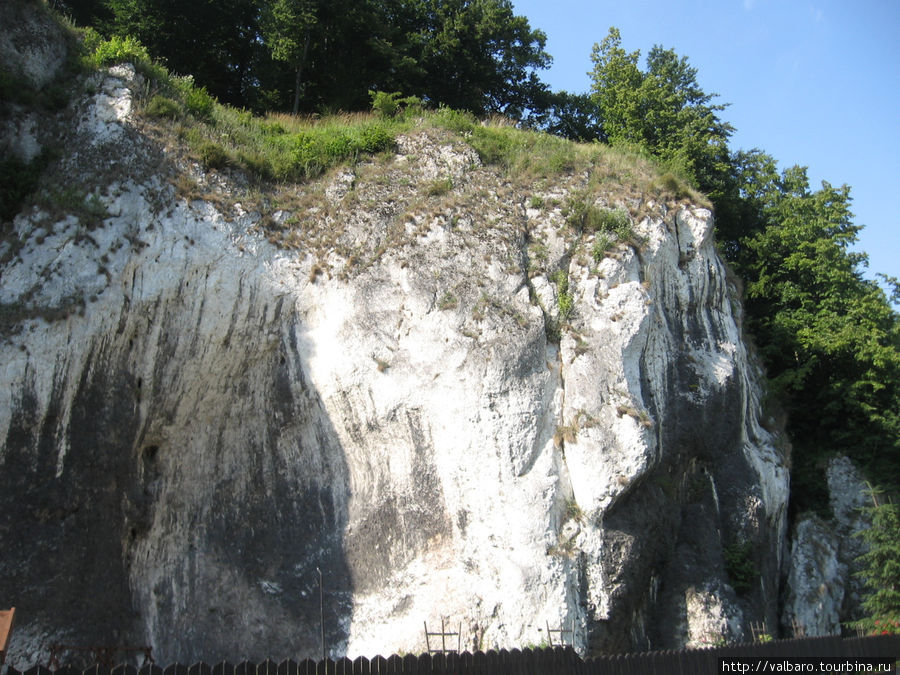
[0,609,15,667]
[316,569,325,663]
[749,620,769,643]
[543,618,576,649]
[423,620,460,656]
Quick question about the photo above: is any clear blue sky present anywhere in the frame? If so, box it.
[510,0,900,289]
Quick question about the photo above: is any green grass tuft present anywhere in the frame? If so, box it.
[592,234,614,263]
[198,141,229,170]
[182,85,215,121]
[89,34,151,68]
[425,177,454,196]
[145,95,180,119]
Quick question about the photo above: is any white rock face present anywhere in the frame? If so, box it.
[684,583,745,648]
[783,516,845,636]
[0,59,790,664]
[0,0,67,90]
[827,456,871,539]
[781,456,872,637]
[827,455,872,620]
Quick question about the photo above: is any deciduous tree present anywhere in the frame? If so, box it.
[588,27,732,192]
[260,0,317,114]
[415,0,551,116]
[851,489,900,635]
[103,0,261,107]
[736,168,900,511]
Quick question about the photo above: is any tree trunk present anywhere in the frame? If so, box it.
[291,31,311,115]
[292,66,302,115]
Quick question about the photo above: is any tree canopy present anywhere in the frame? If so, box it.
[55,0,551,116]
[735,165,900,510]
[260,0,317,114]
[588,27,733,194]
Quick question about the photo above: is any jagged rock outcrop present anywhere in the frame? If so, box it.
[783,516,845,636]
[1,10,790,665]
[782,456,871,636]
[0,1,67,93]
[0,0,69,164]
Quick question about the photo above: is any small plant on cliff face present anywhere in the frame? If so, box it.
[38,186,109,229]
[564,498,584,522]
[197,141,228,169]
[551,269,574,321]
[595,207,631,235]
[592,234,614,263]
[438,291,459,310]
[554,424,577,447]
[723,541,755,595]
[544,317,562,344]
[89,34,151,68]
[181,82,216,121]
[529,241,549,264]
[563,197,640,244]
[655,171,694,201]
[425,177,454,197]
[614,403,651,428]
[563,197,601,233]
[145,95,181,119]
[198,141,229,170]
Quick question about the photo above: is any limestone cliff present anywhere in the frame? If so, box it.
[1,12,790,665]
[782,456,872,637]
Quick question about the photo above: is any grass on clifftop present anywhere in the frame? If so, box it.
[4,5,707,228]
[78,31,706,204]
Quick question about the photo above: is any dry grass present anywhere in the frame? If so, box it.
[121,45,710,273]
[265,110,378,131]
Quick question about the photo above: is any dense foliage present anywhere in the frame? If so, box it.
[51,0,551,115]
[850,491,900,635]
[588,27,733,194]
[734,164,900,511]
